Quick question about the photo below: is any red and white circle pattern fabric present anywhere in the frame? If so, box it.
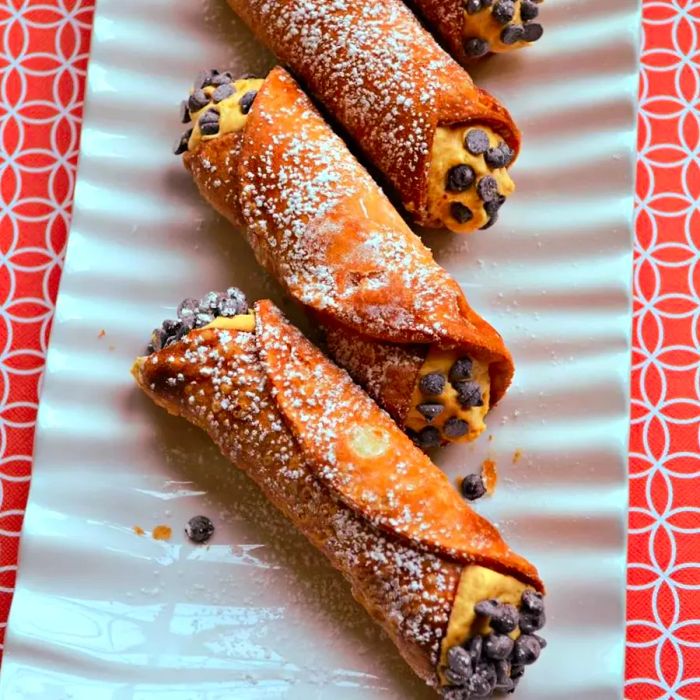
[0,0,698,694]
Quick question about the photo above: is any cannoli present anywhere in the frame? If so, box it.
[220,0,519,234]
[133,288,547,697]
[175,67,515,446]
[410,0,545,62]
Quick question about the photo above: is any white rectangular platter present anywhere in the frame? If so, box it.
[0,0,639,697]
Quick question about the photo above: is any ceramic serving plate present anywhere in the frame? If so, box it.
[0,0,640,697]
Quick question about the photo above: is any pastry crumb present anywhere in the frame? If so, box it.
[482,458,497,495]
[152,525,172,541]
[512,449,522,464]
[133,525,145,536]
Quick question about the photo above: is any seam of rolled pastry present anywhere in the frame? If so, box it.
[225,0,520,234]
[133,289,546,696]
[177,66,516,447]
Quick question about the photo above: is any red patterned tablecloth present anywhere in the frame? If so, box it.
[0,1,698,696]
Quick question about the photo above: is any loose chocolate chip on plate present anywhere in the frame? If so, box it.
[521,589,545,614]
[501,24,525,44]
[416,426,441,449]
[449,356,473,382]
[188,89,210,113]
[456,380,483,408]
[447,646,473,682]
[212,83,235,103]
[173,129,192,155]
[450,202,474,224]
[179,100,191,124]
[484,633,515,660]
[477,175,499,202]
[444,417,470,438]
[492,0,515,24]
[417,402,444,422]
[519,610,546,633]
[523,22,544,42]
[511,634,541,665]
[491,603,520,634]
[446,164,476,192]
[464,37,490,58]
[419,371,446,396]
[520,0,539,20]
[465,0,482,14]
[484,146,507,169]
[186,515,215,544]
[465,128,490,155]
[461,473,486,501]
[239,90,258,114]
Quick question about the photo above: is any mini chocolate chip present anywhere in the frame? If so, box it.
[484,146,507,169]
[441,689,469,700]
[238,72,259,79]
[185,515,215,544]
[485,194,506,217]
[193,69,216,89]
[511,664,525,680]
[464,37,490,58]
[511,635,541,666]
[226,286,249,313]
[199,111,220,136]
[469,664,497,697]
[239,90,257,114]
[532,634,547,649]
[416,426,441,448]
[173,129,192,155]
[495,659,512,687]
[449,356,473,383]
[149,328,164,352]
[468,634,483,663]
[455,380,483,407]
[194,311,214,328]
[501,24,525,44]
[465,0,482,14]
[179,100,191,124]
[450,202,474,224]
[492,0,515,24]
[475,599,501,618]
[417,402,444,422]
[477,176,499,202]
[218,295,245,317]
[212,83,235,103]
[199,291,220,313]
[177,298,199,321]
[444,417,470,438]
[499,141,515,166]
[446,164,476,192]
[461,473,486,501]
[419,372,446,396]
[520,610,546,633]
[188,89,209,113]
[523,22,544,42]
[491,603,520,634]
[209,71,233,86]
[447,646,473,681]
[162,318,180,336]
[484,633,514,660]
[520,0,539,20]
[521,589,545,614]
[465,128,490,156]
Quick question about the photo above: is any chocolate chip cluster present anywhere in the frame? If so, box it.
[147,287,249,353]
[447,129,514,230]
[410,355,483,448]
[442,590,546,698]
[173,69,259,155]
[464,0,544,59]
